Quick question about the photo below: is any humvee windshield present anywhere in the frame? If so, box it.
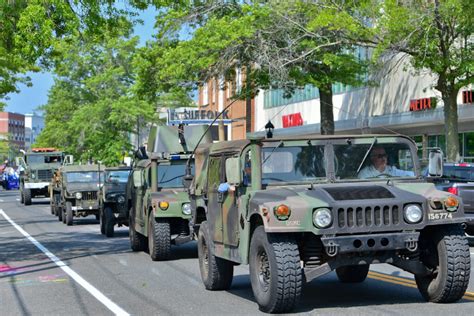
[26,155,62,164]
[259,141,416,184]
[105,170,129,183]
[65,172,102,183]
[334,142,416,180]
[262,145,326,185]
[158,161,194,188]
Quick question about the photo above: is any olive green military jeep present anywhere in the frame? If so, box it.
[128,125,212,261]
[100,166,131,237]
[16,148,64,205]
[189,135,470,313]
[51,164,104,226]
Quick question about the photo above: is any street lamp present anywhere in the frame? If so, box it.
[265,120,274,139]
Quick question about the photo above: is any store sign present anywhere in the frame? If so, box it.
[409,97,436,112]
[169,109,229,120]
[282,113,303,128]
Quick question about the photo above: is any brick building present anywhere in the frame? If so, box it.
[0,112,26,158]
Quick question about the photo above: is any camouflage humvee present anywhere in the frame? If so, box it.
[16,148,64,205]
[128,125,212,261]
[100,166,131,237]
[51,164,104,226]
[189,135,471,313]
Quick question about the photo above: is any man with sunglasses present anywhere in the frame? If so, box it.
[358,146,415,179]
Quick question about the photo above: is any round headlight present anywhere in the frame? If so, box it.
[75,192,82,200]
[117,195,125,204]
[313,208,332,228]
[182,203,192,215]
[404,204,422,223]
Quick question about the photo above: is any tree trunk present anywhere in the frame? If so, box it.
[442,89,460,162]
[319,83,334,135]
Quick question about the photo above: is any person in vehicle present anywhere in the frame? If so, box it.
[358,146,415,179]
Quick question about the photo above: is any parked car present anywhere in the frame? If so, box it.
[432,163,474,235]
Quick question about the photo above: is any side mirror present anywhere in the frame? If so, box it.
[428,149,443,177]
[133,171,143,187]
[64,155,74,165]
[225,157,241,185]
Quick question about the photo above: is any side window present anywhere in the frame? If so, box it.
[208,156,221,189]
[243,150,251,186]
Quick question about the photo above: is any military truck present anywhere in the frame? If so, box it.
[100,166,131,237]
[16,148,64,205]
[128,125,212,261]
[189,135,470,313]
[51,164,103,226]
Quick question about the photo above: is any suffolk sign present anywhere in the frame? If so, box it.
[168,109,229,121]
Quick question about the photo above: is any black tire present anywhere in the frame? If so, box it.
[105,207,115,238]
[24,189,32,205]
[129,209,147,251]
[415,224,471,303]
[20,187,24,204]
[99,209,106,235]
[148,216,171,261]
[62,208,66,224]
[65,202,73,226]
[465,225,474,236]
[249,226,302,313]
[336,265,370,283]
[198,221,233,290]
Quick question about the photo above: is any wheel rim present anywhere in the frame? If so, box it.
[257,247,270,292]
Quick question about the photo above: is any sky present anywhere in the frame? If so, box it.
[4,6,157,115]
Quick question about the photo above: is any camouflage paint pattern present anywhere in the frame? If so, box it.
[190,134,466,265]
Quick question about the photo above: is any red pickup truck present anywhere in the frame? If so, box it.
[433,163,474,235]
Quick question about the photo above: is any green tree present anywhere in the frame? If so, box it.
[143,1,369,135]
[36,31,155,165]
[0,0,144,108]
[370,0,473,162]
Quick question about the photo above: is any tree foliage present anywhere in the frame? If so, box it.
[36,31,155,165]
[367,0,473,162]
[141,1,370,134]
[0,0,143,108]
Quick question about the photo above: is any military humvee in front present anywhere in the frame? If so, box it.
[189,135,470,313]
[128,125,211,261]
[16,148,64,205]
[51,164,103,226]
[100,166,131,237]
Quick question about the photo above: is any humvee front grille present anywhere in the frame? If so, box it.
[324,186,395,200]
[81,191,98,201]
[337,205,400,228]
[37,169,53,181]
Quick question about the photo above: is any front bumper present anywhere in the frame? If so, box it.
[320,232,420,256]
[24,182,49,189]
[72,202,100,211]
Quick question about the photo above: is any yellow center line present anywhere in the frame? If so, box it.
[367,271,474,301]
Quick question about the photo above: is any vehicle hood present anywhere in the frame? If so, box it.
[65,183,101,193]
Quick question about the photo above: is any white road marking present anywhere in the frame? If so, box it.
[0,199,4,202]
[151,268,160,276]
[0,209,129,316]
[471,252,474,256]
[119,259,128,267]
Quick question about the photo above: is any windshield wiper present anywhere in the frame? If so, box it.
[355,137,377,176]
[262,141,284,165]
[160,174,185,184]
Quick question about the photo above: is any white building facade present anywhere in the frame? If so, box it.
[254,55,474,161]
[24,113,44,150]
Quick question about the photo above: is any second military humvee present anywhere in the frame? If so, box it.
[189,135,470,313]
[51,164,103,226]
[100,166,131,237]
[128,125,211,260]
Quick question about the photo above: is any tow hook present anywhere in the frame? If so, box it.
[325,241,339,257]
[405,238,418,252]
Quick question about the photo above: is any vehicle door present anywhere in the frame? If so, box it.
[221,154,242,247]
[206,155,224,243]
[132,168,147,228]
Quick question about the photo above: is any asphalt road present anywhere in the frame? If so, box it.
[1,189,474,316]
